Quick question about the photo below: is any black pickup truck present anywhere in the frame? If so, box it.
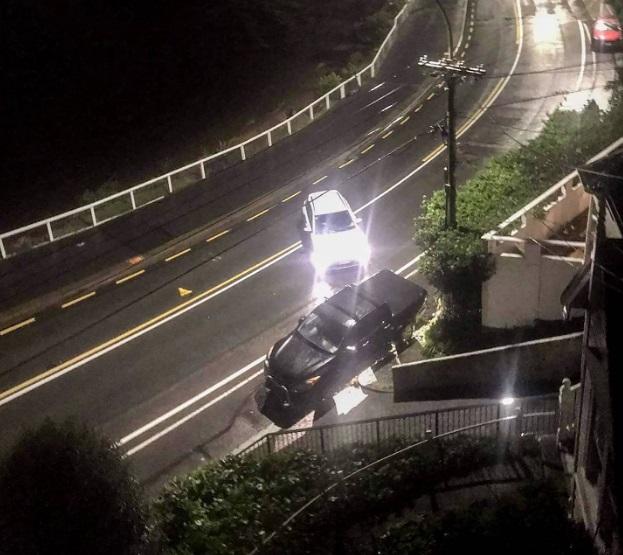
[264,270,427,406]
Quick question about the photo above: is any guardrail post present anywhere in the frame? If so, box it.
[371,62,376,78]
[287,120,292,135]
[557,378,576,451]
[267,131,272,147]
[434,410,439,435]
[511,407,524,455]
[90,206,97,226]
[130,190,137,210]
[200,161,206,180]
[319,428,325,453]
[309,105,314,121]
[356,72,362,87]
[325,94,330,110]
[46,221,54,242]
[339,84,346,99]
[240,145,246,161]
[166,175,173,194]
[0,238,6,259]
[376,420,381,446]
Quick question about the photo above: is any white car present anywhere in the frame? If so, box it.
[301,190,370,273]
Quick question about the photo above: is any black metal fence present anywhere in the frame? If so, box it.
[239,394,559,460]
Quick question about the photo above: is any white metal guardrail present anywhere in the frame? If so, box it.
[0,0,424,260]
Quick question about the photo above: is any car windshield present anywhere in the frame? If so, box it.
[297,310,348,354]
[315,211,355,234]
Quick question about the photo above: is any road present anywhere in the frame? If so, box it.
[0,0,614,490]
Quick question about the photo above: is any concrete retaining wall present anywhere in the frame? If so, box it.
[393,332,582,402]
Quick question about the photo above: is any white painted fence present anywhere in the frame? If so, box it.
[0,0,422,260]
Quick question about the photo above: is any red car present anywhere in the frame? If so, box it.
[591,11,622,52]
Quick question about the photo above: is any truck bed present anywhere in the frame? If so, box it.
[355,269,427,320]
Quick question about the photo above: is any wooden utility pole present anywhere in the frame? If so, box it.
[418,56,486,228]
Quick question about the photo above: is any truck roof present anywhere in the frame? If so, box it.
[326,270,427,321]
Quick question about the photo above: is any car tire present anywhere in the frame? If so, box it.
[396,319,417,349]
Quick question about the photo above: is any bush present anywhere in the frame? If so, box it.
[153,435,504,554]
[0,419,147,555]
[415,86,623,354]
[378,480,596,554]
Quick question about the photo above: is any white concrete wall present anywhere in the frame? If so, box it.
[482,243,583,328]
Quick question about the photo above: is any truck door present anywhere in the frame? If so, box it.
[349,306,391,363]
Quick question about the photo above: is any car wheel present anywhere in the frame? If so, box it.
[397,320,417,348]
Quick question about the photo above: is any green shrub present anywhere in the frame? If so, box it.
[153,435,505,554]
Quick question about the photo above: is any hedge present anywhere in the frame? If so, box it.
[152,435,504,554]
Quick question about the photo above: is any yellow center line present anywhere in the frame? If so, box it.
[338,159,354,169]
[422,144,445,163]
[312,175,328,185]
[360,144,375,154]
[206,229,231,243]
[400,115,411,125]
[247,208,271,222]
[381,130,394,139]
[165,248,191,262]
[281,191,301,203]
[115,270,145,285]
[0,243,300,404]
[61,291,96,309]
[0,317,36,337]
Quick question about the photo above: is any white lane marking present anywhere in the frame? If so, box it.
[125,369,264,456]
[356,0,523,213]
[312,175,328,185]
[366,127,381,136]
[575,19,586,91]
[120,356,266,448]
[369,82,385,92]
[360,86,401,110]
[380,102,396,113]
[395,252,426,275]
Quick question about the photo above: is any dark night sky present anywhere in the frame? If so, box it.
[2,0,388,229]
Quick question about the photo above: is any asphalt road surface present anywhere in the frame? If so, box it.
[0,0,614,490]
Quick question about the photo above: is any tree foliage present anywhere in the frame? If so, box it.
[415,87,623,353]
[0,419,147,555]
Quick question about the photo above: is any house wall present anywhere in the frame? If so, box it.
[482,243,583,328]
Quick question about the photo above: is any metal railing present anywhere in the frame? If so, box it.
[248,394,560,553]
[0,0,425,260]
[239,394,559,461]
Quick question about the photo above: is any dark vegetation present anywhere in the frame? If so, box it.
[3,0,402,230]
[0,419,147,555]
[415,83,623,356]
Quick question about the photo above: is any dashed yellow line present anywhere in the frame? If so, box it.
[361,144,375,154]
[247,208,271,222]
[0,317,36,336]
[62,291,96,309]
[281,191,301,203]
[382,130,394,139]
[165,248,191,262]
[312,175,328,185]
[465,40,470,49]
[206,229,231,243]
[400,115,411,126]
[426,92,436,101]
[0,243,300,404]
[116,270,145,285]
[338,159,354,168]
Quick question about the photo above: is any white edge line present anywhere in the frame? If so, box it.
[395,252,426,275]
[120,355,266,446]
[125,369,264,456]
